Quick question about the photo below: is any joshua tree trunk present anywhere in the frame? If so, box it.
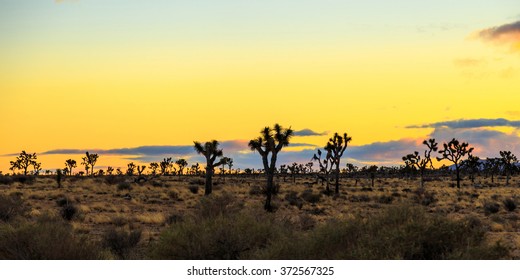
[455,165,461,189]
[205,167,213,195]
[335,164,340,194]
[265,170,274,211]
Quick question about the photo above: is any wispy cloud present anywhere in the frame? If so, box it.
[453,58,485,67]
[293,128,327,137]
[407,118,520,129]
[475,20,520,52]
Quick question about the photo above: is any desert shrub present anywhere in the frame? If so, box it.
[188,185,199,194]
[11,175,35,185]
[377,195,394,204]
[0,216,100,259]
[502,198,517,212]
[484,202,500,215]
[103,228,142,259]
[196,192,243,219]
[104,175,127,185]
[165,213,184,224]
[60,204,78,221]
[300,190,321,204]
[0,194,27,222]
[0,176,14,185]
[349,194,371,202]
[117,182,132,191]
[285,191,303,209]
[413,188,437,206]
[258,205,509,260]
[189,178,205,186]
[150,210,288,260]
[249,186,263,196]
[168,190,179,200]
[55,196,72,207]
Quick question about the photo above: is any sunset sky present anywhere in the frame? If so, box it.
[1,0,520,173]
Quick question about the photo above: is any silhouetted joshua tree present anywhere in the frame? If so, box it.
[219,157,232,182]
[175,159,188,176]
[325,132,352,194]
[107,166,114,175]
[160,158,173,175]
[9,151,39,176]
[127,162,136,176]
[437,138,473,189]
[499,151,518,186]
[193,140,227,195]
[65,159,77,176]
[249,124,293,212]
[312,149,334,193]
[402,138,438,188]
[461,154,481,184]
[81,152,99,176]
[484,157,500,183]
[137,165,146,176]
[148,162,158,175]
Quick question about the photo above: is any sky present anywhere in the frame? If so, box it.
[1,0,520,173]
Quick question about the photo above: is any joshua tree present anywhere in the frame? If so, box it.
[288,162,299,183]
[484,157,501,183]
[137,165,146,176]
[65,159,77,176]
[218,157,232,182]
[193,140,228,195]
[160,158,173,175]
[312,149,334,193]
[437,138,473,189]
[461,154,481,184]
[9,151,39,176]
[249,124,293,211]
[127,162,136,176]
[107,166,114,175]
[56,169,63,188]
[175,159,188,176]
[81,152,99,176]
[499,151,518,186]
[325,133,352,194]
[149,162,159,175]
[190,163,201,175]
[33,162,42,176]
[227,158,234,174]
[402,138,438,188]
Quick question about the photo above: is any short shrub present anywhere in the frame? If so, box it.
[150,210,287,260]
[0,194,27,222]
[60,204,78,221]
[300,190,321,204]
[103,228,142,259]
[188,185,199,194]
[196,192,243,219]
[484,202,500,215]
[502,198,517,212]
[378,195,394,204]
[413,188,437,206]
[0,216,100,259]
[117,182,132,191]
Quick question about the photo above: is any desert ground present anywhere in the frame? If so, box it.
[0,173,519,259]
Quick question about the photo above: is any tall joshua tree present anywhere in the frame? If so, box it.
[65,159,77,176]
[499,151,518,186]
[437,138,473,189]
[312,149,334,193]
[149,162,159,175]
[193,140,227,195]
[175,159,188,176]
[160,158,173,175]
[249,124,293,212]
[82,152,99,176]
[325,132,352,194]
[484,157,500,183]
[9,151,39,176]
[402,138,438,188]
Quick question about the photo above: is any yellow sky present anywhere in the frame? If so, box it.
[1,1,519,172]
